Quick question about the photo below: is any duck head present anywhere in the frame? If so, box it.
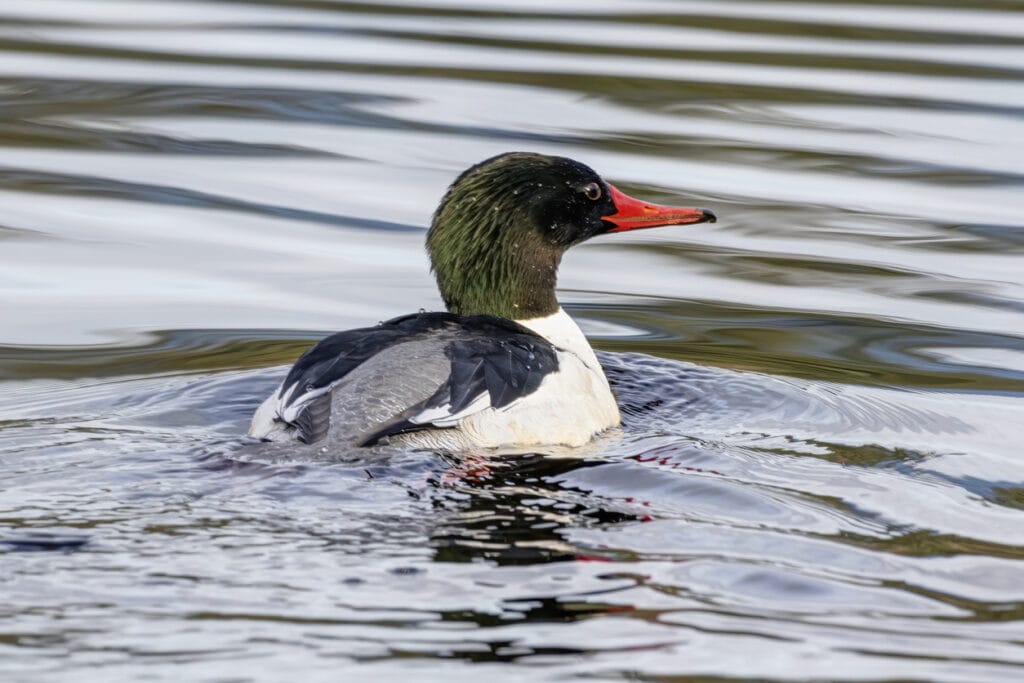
[427,152,716,321]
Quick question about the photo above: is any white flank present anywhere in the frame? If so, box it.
[450,308,621,448]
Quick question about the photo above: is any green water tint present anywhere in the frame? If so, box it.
[3,301,1022,393]
[585,300,1024,392]
[0,332,318,381]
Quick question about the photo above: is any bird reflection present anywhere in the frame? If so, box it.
[426,453,639,565]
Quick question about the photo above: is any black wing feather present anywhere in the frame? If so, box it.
[445,336,557,411]
[447,348,487,412]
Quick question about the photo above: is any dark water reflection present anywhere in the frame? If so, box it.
[2,0,1024,681]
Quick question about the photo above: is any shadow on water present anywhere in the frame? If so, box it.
[428,454,640,566]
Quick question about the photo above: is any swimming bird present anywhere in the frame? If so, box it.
[250,152,716,451]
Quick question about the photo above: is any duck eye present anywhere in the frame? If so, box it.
[582,182,602,201]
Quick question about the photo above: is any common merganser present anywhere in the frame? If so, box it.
[249,152,716,450]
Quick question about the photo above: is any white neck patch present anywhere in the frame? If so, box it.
[516,308,598,366]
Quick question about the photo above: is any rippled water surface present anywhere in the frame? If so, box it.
[2,1,1024,680]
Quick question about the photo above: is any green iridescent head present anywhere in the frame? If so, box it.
[427,152,716,321]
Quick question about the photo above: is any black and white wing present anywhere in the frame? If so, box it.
[249,312,559,447]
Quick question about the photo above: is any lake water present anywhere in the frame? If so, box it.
[2,1,1023,680]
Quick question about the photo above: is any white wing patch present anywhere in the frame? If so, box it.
[247,379,344,440]
[248,389,283,439]
[407,392,493,428]
[279,384,334,424]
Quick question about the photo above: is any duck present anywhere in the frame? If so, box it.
[249,152,716,451]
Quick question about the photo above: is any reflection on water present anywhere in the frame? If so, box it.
[1,1,1023,681]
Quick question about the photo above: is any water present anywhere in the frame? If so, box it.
[2,1,1023,680]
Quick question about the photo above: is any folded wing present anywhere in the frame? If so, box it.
[249,313,559,447]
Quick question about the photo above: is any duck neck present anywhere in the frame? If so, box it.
[429,208,562,321]
[515,307,599,368]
